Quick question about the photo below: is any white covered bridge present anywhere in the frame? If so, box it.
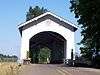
[18,12,77,64]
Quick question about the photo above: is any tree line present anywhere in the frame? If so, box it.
[0,54,18,62]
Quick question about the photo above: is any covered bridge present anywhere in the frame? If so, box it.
[18,12,77,64]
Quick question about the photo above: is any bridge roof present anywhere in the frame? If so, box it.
[18,12,77,34]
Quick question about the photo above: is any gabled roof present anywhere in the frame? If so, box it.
[18,12,77,34]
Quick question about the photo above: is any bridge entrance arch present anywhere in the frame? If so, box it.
[29,31,66,64]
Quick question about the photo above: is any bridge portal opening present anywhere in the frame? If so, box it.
[29,31,66,64]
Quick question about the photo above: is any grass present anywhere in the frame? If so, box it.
[0,62,22,75]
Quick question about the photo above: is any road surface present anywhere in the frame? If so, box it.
[19,64,100,75]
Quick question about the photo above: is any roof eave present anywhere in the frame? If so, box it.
[18,12,78,33]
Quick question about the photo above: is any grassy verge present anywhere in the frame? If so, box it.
[0,62,22,75]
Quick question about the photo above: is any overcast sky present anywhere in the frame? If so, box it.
[0,0,81,58]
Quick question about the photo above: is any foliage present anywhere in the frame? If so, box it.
[29,47,51,64]
[70,0,100,65]
[0,54,18,62]
[38,47,51,63]
[26,6,47,21]
[29,48,39,63]
[29,44,64,64]
[74,55,92,67]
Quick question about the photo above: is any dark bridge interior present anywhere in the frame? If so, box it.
[29,31,66,64]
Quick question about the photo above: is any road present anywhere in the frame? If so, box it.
[19,64,100,75]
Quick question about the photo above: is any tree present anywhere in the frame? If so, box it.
[29,47,40,63]
[0,53,18,62]
[38,47,51,63]
[26,6,47,21]
[70,0,100,65]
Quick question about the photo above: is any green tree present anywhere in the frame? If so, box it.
[70,0,100,65]
[29,48,39,63]
[38,47,51,63]
[26,6,47,21]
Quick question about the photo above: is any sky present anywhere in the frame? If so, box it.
[0,0,81,58]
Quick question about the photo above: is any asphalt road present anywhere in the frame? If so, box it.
[19,64,100,75]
